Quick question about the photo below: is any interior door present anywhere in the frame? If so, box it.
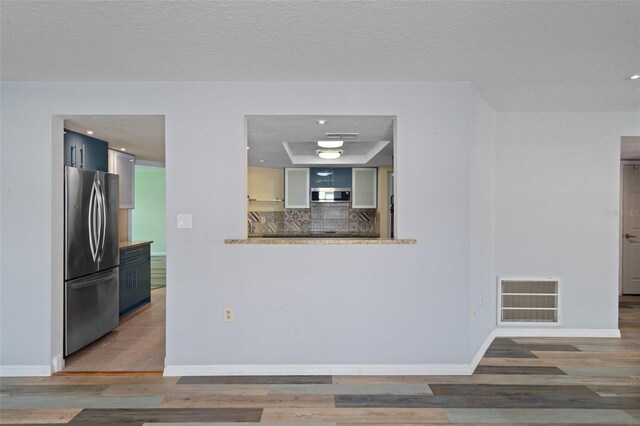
[622,164,640,294]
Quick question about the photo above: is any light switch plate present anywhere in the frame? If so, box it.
[177,214,192,229]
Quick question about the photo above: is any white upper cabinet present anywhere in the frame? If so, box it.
[285,168,310,208]
[352,167,377,208]
[108,149,135,209]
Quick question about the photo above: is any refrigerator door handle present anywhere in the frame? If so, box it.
[69,269,116,290]
[79,144,85,168]
[88,179,97,261]
[70,275,106,290]
[97,177,107,260]
[88,175,108,264]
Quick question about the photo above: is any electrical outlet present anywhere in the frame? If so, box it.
[260,217,266,224]
[472,305,477,320]
[480,297,484,308]
[224,307,234,322]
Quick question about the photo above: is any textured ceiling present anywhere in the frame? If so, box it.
[247,115,394,167]
[1,1,639,111]
[64,115,165,163]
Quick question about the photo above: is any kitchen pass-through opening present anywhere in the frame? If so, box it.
[246,115,396,240]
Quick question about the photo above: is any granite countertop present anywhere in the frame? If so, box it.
[226,237,417,245]
[119,240,153,250]
[249,233,380,239]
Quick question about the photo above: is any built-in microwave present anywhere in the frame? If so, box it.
[311,188,351,203]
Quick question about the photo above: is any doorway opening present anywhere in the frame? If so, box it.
[56,115,167,373]
[620,136,640,296]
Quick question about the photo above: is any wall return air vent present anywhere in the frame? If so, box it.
[498,277,560,326]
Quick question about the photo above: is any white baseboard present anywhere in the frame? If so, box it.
[0,365,51,377]
[164,363,472,377]
[470,329,497,373]
[51,354,64,373]
[164,328,622,377]
[495,328,621,338]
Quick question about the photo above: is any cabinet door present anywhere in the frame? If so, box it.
[64,130,108,172]
[352,168,377,208]
[119,266,132,315]
[109,150,135,209]
[310,168,352,189]
[285,168,310,208]
[132,261,151,307]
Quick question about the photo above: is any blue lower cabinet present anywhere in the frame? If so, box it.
[119,244,151,315]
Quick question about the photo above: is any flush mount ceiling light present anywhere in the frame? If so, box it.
[317,149,341,160]
[317,119,327,125]
[317,140,343,148]
[630,74,640,80]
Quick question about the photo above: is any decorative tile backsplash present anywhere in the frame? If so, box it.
[248,203,378,237]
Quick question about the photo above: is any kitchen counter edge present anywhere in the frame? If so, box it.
[119,241,153,250]
[225,238,417,245]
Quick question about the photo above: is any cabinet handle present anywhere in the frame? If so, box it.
[133,269,137,289]
[80,144,85,168]
[70,144,76,167]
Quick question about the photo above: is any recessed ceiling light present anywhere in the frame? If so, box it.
[630,74,640,80]
[317,120,327,125]
[259,159,265,163]
[86,130,94,135]
[120,148,126,151]
[318,150,341,160]
[318,140,343,148]
[246,146,250,150]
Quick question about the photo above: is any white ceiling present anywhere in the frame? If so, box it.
[64,115,165,163]
[247,115,394,167]
[2,1,639,111]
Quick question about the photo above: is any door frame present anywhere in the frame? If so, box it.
[52,115,167,374]
[387,171,394,239]
[619,160,640,295]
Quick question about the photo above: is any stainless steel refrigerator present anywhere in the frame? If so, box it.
[64,167,120,356]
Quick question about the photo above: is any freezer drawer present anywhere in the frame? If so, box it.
[65,267,119,356]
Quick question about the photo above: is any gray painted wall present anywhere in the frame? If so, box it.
[495,112,640,329]
[469,93,497,358]
[0,82,635,373]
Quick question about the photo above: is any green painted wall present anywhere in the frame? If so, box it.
[132,165,166,254]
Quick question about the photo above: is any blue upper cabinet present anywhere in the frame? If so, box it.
[310,167,353,188]
[64,130,109,172]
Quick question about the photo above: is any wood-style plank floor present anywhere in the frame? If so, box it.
[1,296,639,425]
[62,288,165,372]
